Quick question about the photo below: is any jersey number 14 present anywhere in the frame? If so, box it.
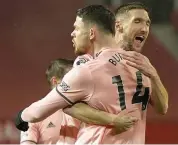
[112,71,150,111]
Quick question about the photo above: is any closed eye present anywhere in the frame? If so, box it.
[134,18,141,23]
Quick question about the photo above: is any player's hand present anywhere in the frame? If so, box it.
[121,51,157,78]
[112,116,138,134]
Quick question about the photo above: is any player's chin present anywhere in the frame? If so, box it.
[132,44,144,53]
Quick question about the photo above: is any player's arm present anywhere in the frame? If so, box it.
[20,123,39,144]
[64,103,115,126]
[15,66,93,131]
[149,73,168,115]
[121,51,168,115]
[64,103,138,133]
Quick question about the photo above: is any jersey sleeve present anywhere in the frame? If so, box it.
[21,66,94,122]
[57,65,94,104]
[20,123,39,144]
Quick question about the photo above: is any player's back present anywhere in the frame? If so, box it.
[76,48,151,144]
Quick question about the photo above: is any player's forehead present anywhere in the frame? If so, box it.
[73,16,84,27]
[128,9,151,22]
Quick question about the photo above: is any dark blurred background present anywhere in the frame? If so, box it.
[0,0,177,143]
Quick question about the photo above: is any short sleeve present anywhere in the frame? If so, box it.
[56,65,94,105]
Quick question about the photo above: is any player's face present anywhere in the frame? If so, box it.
[71,16,91,55]
[117,9,151,52]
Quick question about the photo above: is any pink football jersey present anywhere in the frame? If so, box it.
[20,110,63,144]
[75,48,152,144]
[20,111,80,145]
[60,48,151,144]
[21,48,151,144]
[57,113,80,145]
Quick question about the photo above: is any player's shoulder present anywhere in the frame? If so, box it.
[63,62,92,85]
[59,64,93,94]
[68,63,90,76]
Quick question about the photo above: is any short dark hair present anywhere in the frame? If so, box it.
[45,58,73,85]
[115,2,149,17]
[77,5,115,35]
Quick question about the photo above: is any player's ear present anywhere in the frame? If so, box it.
[115,21,123,33]
[89,27,95,41]
[50,76,58,87]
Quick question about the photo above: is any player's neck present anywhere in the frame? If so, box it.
[116,35,130,51]
[86,49,94,57]
[117,40,129,50]
[93,35,117,57]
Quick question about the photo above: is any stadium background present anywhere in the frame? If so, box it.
[0,0,177,143]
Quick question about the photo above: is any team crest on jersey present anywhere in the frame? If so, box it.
[76,58,88,66]
[60,81,70,91]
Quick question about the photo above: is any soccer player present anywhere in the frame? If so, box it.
[114,2,168,116]
[14,5,157,144]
